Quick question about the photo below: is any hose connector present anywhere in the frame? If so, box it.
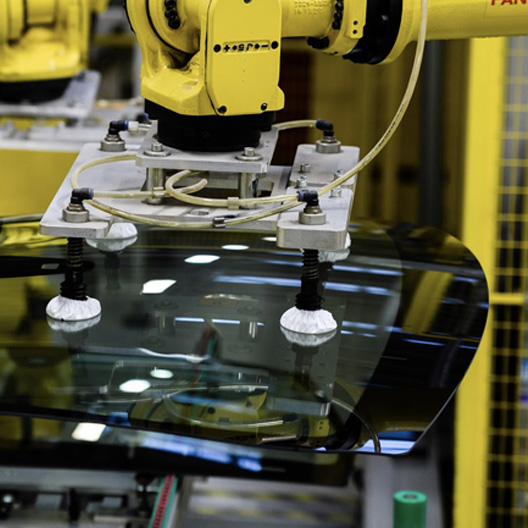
[297,189,319,206]
[62,188,93,223]
[101,121,127,152]
[108,121,128,135]
[71,187,94,204]
[297,190,326,226]
[315,119,341,154]
[315,119,335,137]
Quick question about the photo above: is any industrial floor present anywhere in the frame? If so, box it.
[0,445,445,528]
[183,477,361,528]
[0,470,361,528]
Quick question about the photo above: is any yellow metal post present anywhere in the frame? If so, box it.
[455,37,506,528]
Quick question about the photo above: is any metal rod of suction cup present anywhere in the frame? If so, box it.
[295,249,322,311]
[60,237,88,301]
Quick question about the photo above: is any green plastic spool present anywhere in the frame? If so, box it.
[393,490,427,528]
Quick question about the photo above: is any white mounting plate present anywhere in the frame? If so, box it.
[0,71,100,120]
[39,144,141,238]
[39,143,291,238]
[136,124,279,174]
[277,187,356,251]
[290,144,360,188]
[40,140,359,251]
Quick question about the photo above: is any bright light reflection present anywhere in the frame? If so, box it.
[142,437,262,472]
[214,275,298,287]
[141,279,176,294]
[263,259,302,268]
[262,236,277,242]
[72,423,106,442]
[150,368,174,379]
[333,264,402,277]
[237,458,263,473]
[356,439,414,455]
[119,379,152,393]
[405,339,444,347]
[211,318,240,326]
[214,275,394,295]
[185,255,220,264]
[342,321,378,330]
[174,316,264,327]
[222,244,249,251]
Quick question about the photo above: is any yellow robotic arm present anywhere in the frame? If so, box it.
[390,0,528,61]
[124,0,528,151]
[0,0,109,103]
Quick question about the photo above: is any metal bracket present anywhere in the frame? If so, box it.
[40,137,359,250]
[290,144,360,188]
[135,124,279,174]
[277,188,356,251]
[0,71,101,120]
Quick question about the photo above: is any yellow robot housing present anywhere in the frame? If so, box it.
[0,0,108,103]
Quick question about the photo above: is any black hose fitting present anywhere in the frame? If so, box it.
[108,120,128,135]
[71,188,93,205]
[315,119,335,137]
[297,189,319,207]
[136,112,150,124]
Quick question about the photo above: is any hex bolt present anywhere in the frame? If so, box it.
[236,147,263,162]
[244,147,256,157]
[296,175,308,189]
[144,141,170,158]
[100,132,126,152]
[331,169,344,198]
[300,163,311,174]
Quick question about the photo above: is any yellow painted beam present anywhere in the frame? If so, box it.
[489,293,526,306]
[455,37,506,528]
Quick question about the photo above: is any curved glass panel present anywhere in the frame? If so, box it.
[0,221,488,455]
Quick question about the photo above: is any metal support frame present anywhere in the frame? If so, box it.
[0,71,101,121]
[40,131,359,251]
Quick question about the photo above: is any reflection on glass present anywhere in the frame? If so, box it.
[184,255,220,264]
[0,221,488,455]
[71,422,106,442]
[221,245,250,251]
[141,280,176,295]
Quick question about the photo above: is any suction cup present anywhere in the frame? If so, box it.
[86,222,138,253]
[280,306,337,337]
[46,296,101,323]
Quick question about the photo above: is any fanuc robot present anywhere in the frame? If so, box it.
[0,0,108,106]
[39,0,528,330]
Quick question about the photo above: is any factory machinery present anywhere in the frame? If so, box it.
[0,1,527,526]
[0,0,153,218]
[0,0,109,116]
[33,0,528,335]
